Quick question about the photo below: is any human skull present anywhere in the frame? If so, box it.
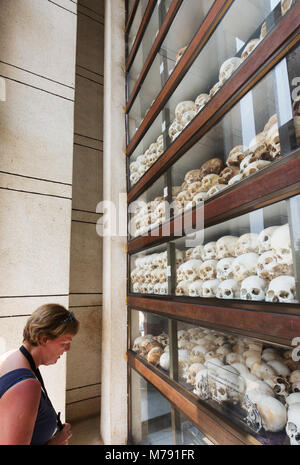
[265,375,290,396]
[175,101,197,124]
[257,251,293,280]
[229,253,259,282]
[201,174,221,192]
[216,236,239,259]
[266,276,296,303]
[187,181,203,197]
[216,279,240,299]
[226,353,244,364]
[258,226,280,254]
[184,169,203,185]
[292,382,300,393]
[207,183,227,198]
[241,38,261,61]
[281,0,294,16]
[265,123,281,156]
[190,245,204,260]
[195,93,210,113]
[130,171,140,186]
[175,280,194,296]
[168,119,184,141]
[270,224,293,266]
[216,258,235,280]
[226,145,247,167]
[159,351,170,371]
[192,191,208,204]
[201,279,220,298]
[188,280,204,297]
[250,361,276,380]
[228,173,243,186]
[242,159,271,178]
[202,242,217,260]
[267,360,290,377]
[219,57,242,84]
[177,259,202,282]
[187,363,205,386]
[209,364,242,404]
[255,395,287,432]
[199,260,218,281]
[262,348,282,362]
[219,166,240,184]
[286,403,300,445]
[236,233,259,255]
[240,276,268,301]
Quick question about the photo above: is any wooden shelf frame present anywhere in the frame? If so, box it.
[128,351,261,445]
[126,6,300,205]
[125,1,300,447]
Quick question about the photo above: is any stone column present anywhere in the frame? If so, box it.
[100,0,128,445]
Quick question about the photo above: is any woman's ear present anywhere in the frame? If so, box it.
[39,335,48,346]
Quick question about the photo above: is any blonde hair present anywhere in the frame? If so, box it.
[23,304,79,346]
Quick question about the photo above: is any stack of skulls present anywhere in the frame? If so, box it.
[132,326,300,438]
[129,134,164,186]
[175,223,296,303]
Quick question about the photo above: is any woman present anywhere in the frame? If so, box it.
[0,304,79,445]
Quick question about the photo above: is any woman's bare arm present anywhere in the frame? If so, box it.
[0,378,41,445]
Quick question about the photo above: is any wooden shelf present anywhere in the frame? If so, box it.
[127,8,300,204]
[127,295,300,345]
[128,351,261,445]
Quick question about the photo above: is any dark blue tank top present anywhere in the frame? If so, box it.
[0,368,57,445]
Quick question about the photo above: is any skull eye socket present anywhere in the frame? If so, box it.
[252,288,260,296]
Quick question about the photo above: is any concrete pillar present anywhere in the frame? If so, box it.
[100,0,127,445]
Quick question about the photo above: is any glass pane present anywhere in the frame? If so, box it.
[174,321,296,445]
[128,0,149,55]
[130,368,173,445]
[177,411,214,445]
[128,0,214,122]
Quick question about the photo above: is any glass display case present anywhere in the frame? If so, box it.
[127,0,149,56]
[130,367,215,445]
[127,0,214,129]
[126,0,300,447]
[130,309,300,445]
[128,39,300,190]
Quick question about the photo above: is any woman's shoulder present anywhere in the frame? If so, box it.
[0,349,29,377]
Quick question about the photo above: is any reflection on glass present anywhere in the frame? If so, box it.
[130,367,214,445]
[173,196,299,304]
[130,310,300,444]
[130,245,169,295]
[128,0,214,125]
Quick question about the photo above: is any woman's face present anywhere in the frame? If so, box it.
[42,334,73,365]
